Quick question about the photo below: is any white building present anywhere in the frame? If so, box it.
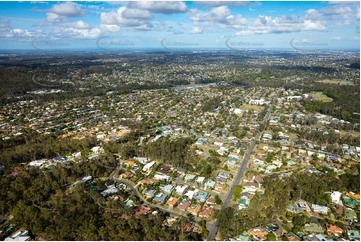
[142,161,155,172]
[5,231,31,241]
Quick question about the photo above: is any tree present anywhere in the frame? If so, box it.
[267,232,277,241]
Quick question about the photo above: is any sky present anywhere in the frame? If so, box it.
[0,1,359,50]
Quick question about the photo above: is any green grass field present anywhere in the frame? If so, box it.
[241,104,264,111]
[310,92,333,103]
[316,79,355,86]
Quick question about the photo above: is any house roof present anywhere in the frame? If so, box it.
[167,197,179,207]
[347,230,360,241]
[312,204,329,214]
[199,206,214,218]
[326,224,343,235]
[135,205,150,216]
[304,223,324,233]
[204,180,216,188]
[188,205,201,216]
[177,200,190,211]
[196,192,208,200]
[153,193,167,203]
[184,174,196,181]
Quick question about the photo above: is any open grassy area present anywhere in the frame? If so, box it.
[340,130,360,137]
[310,92,333,103]
[241,104,264,111]
[316,79,355,86]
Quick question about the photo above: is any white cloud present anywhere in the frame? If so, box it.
[0,18,45,40]
[48,2,84,17]
[305,6,355,25]
[304,9,322,20]
[194,1,250,7]
[128,1,187,14]
[188,6,246,29]
[329,36,341,41]
[236,15,326,35]
[45,2,85,24]
[100,6,153,30]
[191,26,203,34]
[52,27,101,39]
[63,20,91,29]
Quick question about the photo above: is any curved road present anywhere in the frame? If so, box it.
[109,169,194,220]
[206,95,276,241]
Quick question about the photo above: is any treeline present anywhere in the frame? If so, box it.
[201,97,222,112]
[0,130,97,172]
[0,169,194,240]
[293,128,360,147]
[142,137,195,168]
[300,83,359,124]
[217,171,360,239]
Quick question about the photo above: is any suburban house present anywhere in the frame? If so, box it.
[204,180,216,189]
[5,230,31,241]
[153,193,167,203]
[144,189,156,198]
[312,204,329,214]
[175,185,188,195]
[326,224,343,237]
[249,227,268,240]
[184,189,198,200]
[177,199,190,211]
[195,192,208,202]
[142,161,155,172]
[184,174,196,182]
[160,184,174,194]
[153,173,171,181]
[199,206,214,218]
[303,223,324,233]
[188,205,202,216]
[297,200,311,212]
[100,185,119,197]
[134,205,150,216]
[166,197,178,207]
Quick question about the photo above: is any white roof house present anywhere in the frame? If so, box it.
[312,204,329,214]
[142,161,155,172]
[331,191,343,205]
[184,189,198,200]
[154,173,171,181]
[5,231,31,241]
[196,176,205,184]
[175,185,188,195]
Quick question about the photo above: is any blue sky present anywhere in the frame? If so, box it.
[0,1,359,50]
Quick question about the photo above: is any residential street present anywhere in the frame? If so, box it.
[206,96,275,241]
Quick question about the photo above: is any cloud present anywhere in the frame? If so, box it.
[235,15,326,35]
[190,26,203,34]
[188,6,247,29]
[100,6,153,31]
[0,18,45,40]
[329,36,341,41]
[63,20,91,29]
[128,1,187,14]
[52,27,101,39]
[48,2,84,17]
[305,6,355,25]
[45,2,85,24]
[194,1,250,7]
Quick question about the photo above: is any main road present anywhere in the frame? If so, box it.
[206,95,276,241]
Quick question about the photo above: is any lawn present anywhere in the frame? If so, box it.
[240,104,264,111]
[310,92,333,103]
[316,79,355,86]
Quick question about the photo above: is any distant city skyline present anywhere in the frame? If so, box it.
[0,1,359,50]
